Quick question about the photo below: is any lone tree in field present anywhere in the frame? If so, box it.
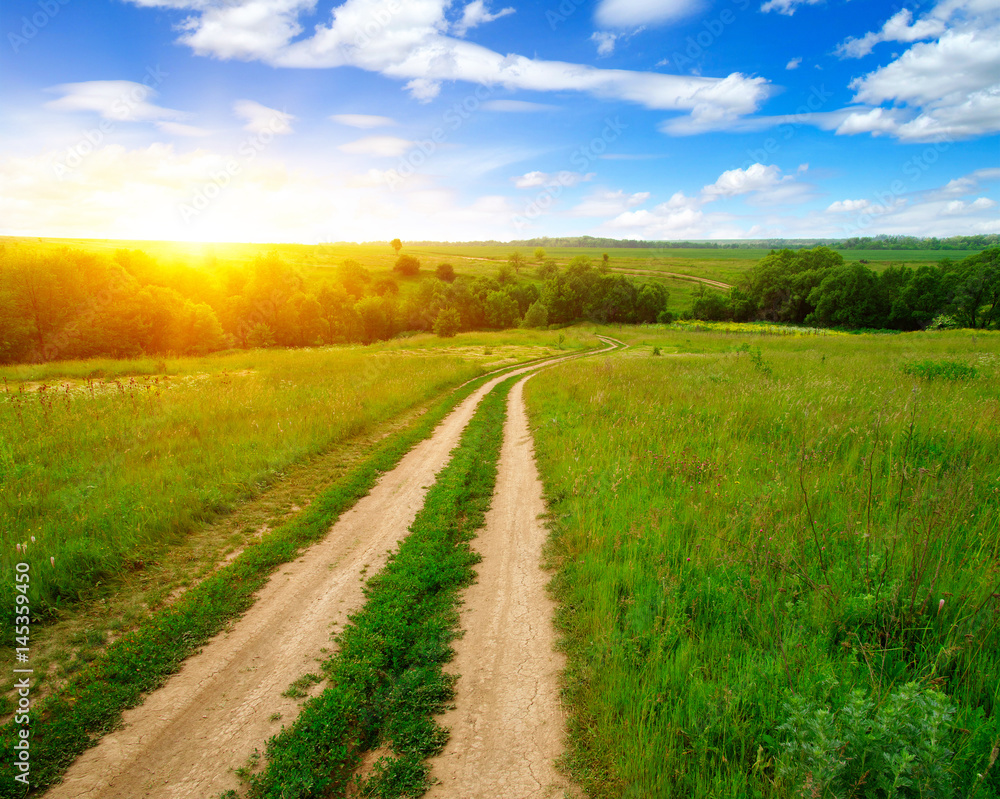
[534,247,546,262]
[507,250,527,274]
[390,238,402,254]
[436,263,456,283]
[393,253,421,277]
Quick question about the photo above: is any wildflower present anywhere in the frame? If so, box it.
[16,543,21,554]
[31,536,36,543]
[938,598,945,614]
[51,556,56,567]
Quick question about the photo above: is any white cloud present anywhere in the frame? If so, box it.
[331,113,397,128]
[831,1,1000,141]
[931,167,1000,198]
[404,78,441,103]
[595,0,704,28]
[338,135,415,157]
[759,0,822,16]
[124,0,771,129]
[786,57,802,70]
[837,8,948,58]
[453,1,514,37]
[702,163,785,199]
[513,170,595,189]
[44,81,184,123]
[591,31,619,57]
[481,100,559,112]
[572,189,650,216]
[233,99,295,134]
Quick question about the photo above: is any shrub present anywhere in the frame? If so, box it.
[393,254,420,277]
[902,359,978,381]
[436,263,455,283]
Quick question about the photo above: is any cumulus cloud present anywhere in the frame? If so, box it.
[233,100,295,134]
[331,113,397,128]
[786,57,802,70]
[829,0,1000,140]
[452,1,514,37]
[123,0,771,130]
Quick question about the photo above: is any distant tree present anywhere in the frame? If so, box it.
[534,247,546,262]
[521,300,549,329]
[436,263,456,283]
[635,283,669,324]
[507,250,527,274]
[390,238,402,254]
[496,263,516,285]
[433,307,461,338]
[691,286,733,321]
[393,254,421,277]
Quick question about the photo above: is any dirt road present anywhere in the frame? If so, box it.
[425,372,579,798]
[44,346,611,799]
[608,266,732,290]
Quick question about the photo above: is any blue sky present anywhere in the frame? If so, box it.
[1,0,997,243]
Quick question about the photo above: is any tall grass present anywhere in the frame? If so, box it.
[526,329,1000,797]
[0,335,577,626]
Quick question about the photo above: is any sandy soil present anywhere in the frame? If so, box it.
[608,265,732,289]
[424,373,581,799]
[43,350,607,799]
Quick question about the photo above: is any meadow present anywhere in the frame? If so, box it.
[0,330,589,629]
[526,326,1000,797]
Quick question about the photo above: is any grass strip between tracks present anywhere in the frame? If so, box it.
[242,374,516,799]
[0,366,524,798]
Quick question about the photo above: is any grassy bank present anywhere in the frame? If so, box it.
[526,328,1000,797]
[242,375,515,799]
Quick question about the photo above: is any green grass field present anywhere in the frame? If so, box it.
[0,330,590,627]
[525,326,1000,797]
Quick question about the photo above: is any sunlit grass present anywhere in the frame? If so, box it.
[0,333,585,625]
[526,328,1000,797]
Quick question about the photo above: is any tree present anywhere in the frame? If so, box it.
[635,283,669,324]
[390,238,402,254]
[436,263,456,283]
[521,300,549,329]
[433,307,461,337]
[507,250,527,274]
[538,259,559,281]
[393,254,421,277]
[484,289,521,329]
[534,247,546,262]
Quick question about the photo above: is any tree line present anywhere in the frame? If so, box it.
[689,246,1000,330]
[0,246,670,364]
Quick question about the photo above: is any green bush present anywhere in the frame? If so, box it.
[902,360,978,381]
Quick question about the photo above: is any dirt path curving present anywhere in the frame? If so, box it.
[424,371,582,799]
[43,350,609,799]
[608,265,732,290]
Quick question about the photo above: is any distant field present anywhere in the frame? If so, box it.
[2,236,984,321]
